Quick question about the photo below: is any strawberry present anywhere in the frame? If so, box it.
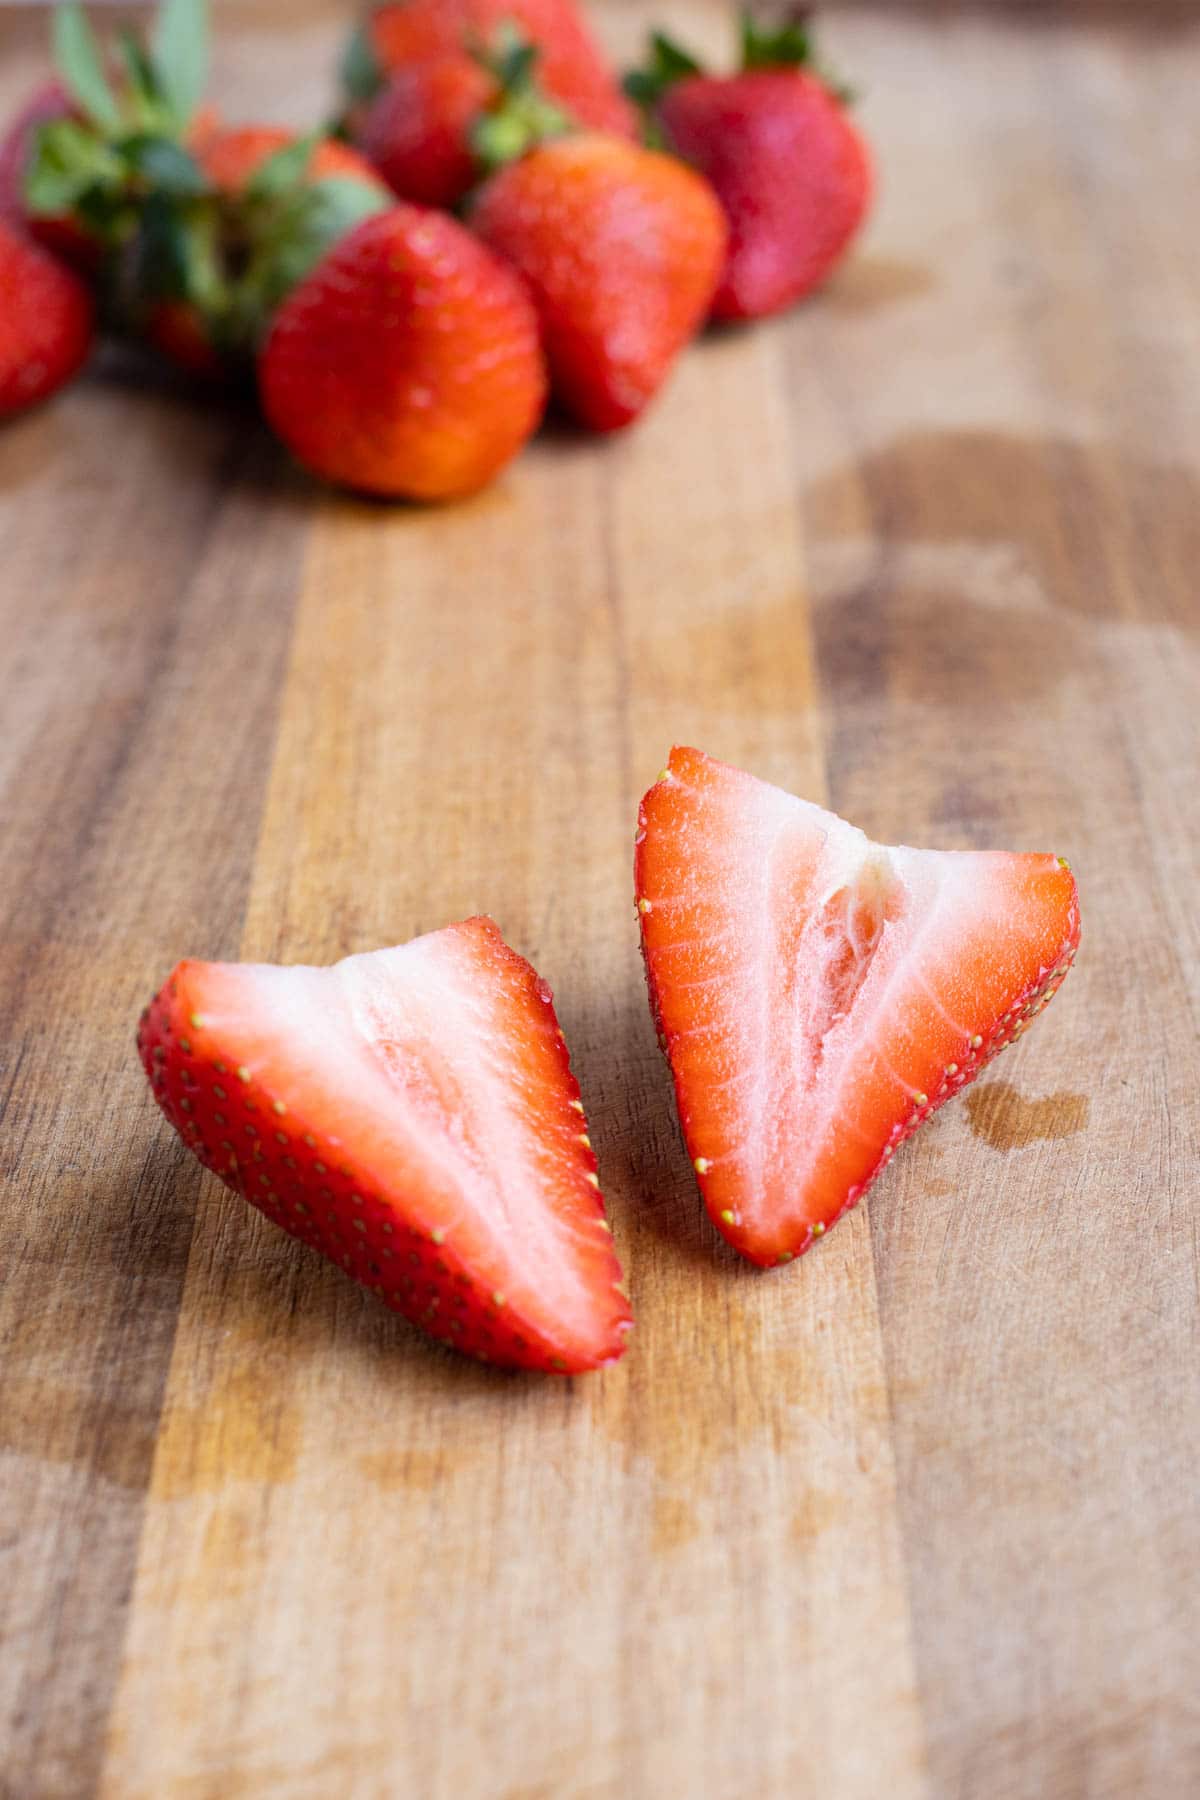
[197,126,384,197]
[18,0,216,272]
[0,70,220,273]
[636,748,1081,1267]
[626,11,872,320]
[356,55,497,209]
[344,0,634,139]
[0,216,94,417]
[0,81,95,270]
[143,297,229,380]
[258,204,547,500]
[140,129,388,380]
[137,125,392,379]
[12,2,388,377]
[353,33,572,212]
[137,918,631,1373]
[471,134,726,431]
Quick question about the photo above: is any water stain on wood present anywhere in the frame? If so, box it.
[806,430,1200,633]
[0,1382,158,1489]
[197,1502,257,1593]
[357,1448,456,1492]
[791,1488,840,1542]
[965,1082,1090,1152]
[652,1493,701,1553]
[153,1363,301,1499]
[823,255,935,317]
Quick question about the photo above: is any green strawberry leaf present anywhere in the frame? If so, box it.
[622,31,704,110]
[151,0,210,129]
[53,4,123,134]
[470,26,573,170]
[130,190,227,315]
[649,30,705,81]
[470,97,570,170]
[116,27,166,123]
[480,24,539,95]
[340,22,383,106]
[739,8,856,102]
[740,7,813,70]
[252,175,388,320]
[121,134,207,196]
[24,116,124,215]
[134,188,194,299]
[244,133,319,201]
[73,181,133,241]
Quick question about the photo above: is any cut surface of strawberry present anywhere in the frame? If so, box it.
[636,747,1081,1266]
[137,917,630,1372]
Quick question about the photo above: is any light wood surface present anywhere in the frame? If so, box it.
[3,4,1199,1796]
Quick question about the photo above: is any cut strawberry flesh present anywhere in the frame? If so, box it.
[137,917,631,1372]
[636,747,1080,1265]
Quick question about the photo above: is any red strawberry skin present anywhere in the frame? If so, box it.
[636,748,1080,1266]
[659,70,872,321]
[258,205,546,499]
[367,0,633,137]
[471,134,726,431]
[144,299,230,382]
[0,218,94,418]
[358,56,496,209]
[136,918,631,1373]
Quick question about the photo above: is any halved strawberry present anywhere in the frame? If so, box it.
[136,917,631,1372]
[635,747,1081,1266]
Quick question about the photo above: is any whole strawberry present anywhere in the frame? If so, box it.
[258,205,547,500]
[357,56,497,208]
[0,217,94,417]
[627,10,872,320]
[471,134,726,431]
[344,0,633,139]
[141,126,391,378]
[354,32,571,212]
[0,70,218,273]
[11,1,388,381]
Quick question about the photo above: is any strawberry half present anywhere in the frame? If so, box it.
[636,748,1081,1266]
[137,918,631,1373]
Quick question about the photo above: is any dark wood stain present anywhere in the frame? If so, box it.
[965,1082,1091,1151]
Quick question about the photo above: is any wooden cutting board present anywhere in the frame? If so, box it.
[3,3,1198,1795]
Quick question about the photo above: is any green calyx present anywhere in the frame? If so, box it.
[25,0,211,243]
[339,21,384,109]
[52,0,208,141]
[230,168,389,340]
[739,6,814,72]
[624,7,854,119]
[119,146,388,362]
[24,0,388,361]
[467,27,574,174]
[622,32,703,113]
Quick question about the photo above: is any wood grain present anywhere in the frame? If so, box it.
[2,3,1199,1797]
